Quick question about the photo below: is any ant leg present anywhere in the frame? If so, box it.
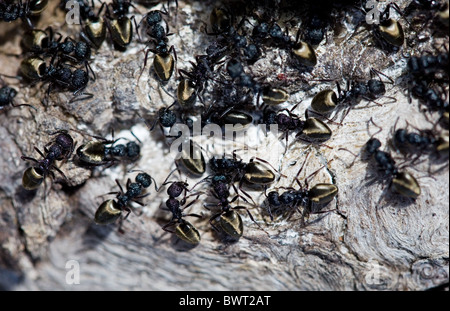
[115,179,125,194]
[368,117,383,138]
[138,48,152,82]
[21,156,39,164]
[338,147,361,168]
[162,220,177,233]
[233,206,268,235]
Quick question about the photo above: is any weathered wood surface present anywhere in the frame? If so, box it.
[0,0,448,291]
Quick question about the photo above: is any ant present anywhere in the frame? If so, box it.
[205,7,261,64]
[21,130,75,191]
[22,27,95,80]
[159,169,203,245]
[104,0,138,50]
[261,102,332,152]
[309,68,395,123]
[404,0,449,38]
[391,118,449,164]
[60,0,108,49]
[20,55,93,103]
[340,118,421,200]
[300,4,332,46]
[225,58,261,95]
[141,101,178,136]
[265,151,338,224]
[408,79,448,114]
[75,130,141,167]
[0,0,48,28]
[208,151,277,190]
[138,7,177,82]
[95,171,157,232]
[352,2,408,51]
[407,52,449,82]
[204,171,263,240]
[202,105,253,130]
[0,76,36,113]
[251,21,317,67]
[177,47,226,107]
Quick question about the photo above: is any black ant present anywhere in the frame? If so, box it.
[203,171,263,240]
[0,76,36,113]
[340,118,422,200]
[205,7,261,64]
[261,102,332,153]
[104,0,139,50]
[309,68,395,123]
[265,152,338,224]
[22,27,96,80]
[159,170,203,245]
[61,0,108,49]
[138,7,177,82]
[225,58,261,95]
[352,2,408,51]
[20,55,93,103]
[300,4,332,46]
[0,0,48,28]
[208,151,277,190]
[408,52,449,82]
[75,130,141,167]
[95,171,157,232]
[391,118,449,164]
[21,130,75,191]
[177,48,225,107]
[251,21,317,67]
[408,79,448,114]
[141,101,178,136]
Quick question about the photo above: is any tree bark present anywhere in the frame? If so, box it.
[0,0,448,291]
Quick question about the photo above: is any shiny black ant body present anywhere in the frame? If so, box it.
[104,0,138,49]
[341,119,421,199]
[251,20,318,67]
[177,51,222,106]
[392,119,449,161]
[76,132,141,167]
[209,151,277,191]
[408,79,448,113]
[21,130,75,190]
[0,0,48,28]
[20,56,93,103]
[160,170,202,245]
[351,2,407,51]
[206,7,261,64]
[309,68,395,122]
[262,103,332,151]
[265,153,338,222]
[60,0,108,49]
[204,172,262,240]
[22,27,95,80]
[138,8,177,82]
[95,172,156,231]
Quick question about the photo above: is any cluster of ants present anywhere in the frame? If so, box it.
[1,0,448,246]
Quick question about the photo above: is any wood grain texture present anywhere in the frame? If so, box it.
[0,0,448,291]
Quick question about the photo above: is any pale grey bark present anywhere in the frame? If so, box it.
[0,0,448,291]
